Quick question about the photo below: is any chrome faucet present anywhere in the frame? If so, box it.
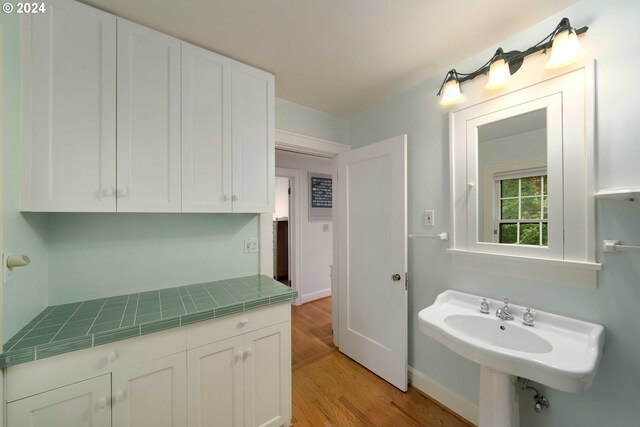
[495,298,514,321]
[479,298,490,314]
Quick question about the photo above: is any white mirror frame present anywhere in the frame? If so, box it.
[448,59,601,288]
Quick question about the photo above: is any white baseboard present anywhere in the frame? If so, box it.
[408,366,479,425]
[300,288,331,304]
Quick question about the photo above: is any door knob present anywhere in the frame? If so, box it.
[98,397,108,409]
[115,390,125,402]
[391,274,401,282]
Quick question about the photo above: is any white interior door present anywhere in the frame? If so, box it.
[337,134,407,391]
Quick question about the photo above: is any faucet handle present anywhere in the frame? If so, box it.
[503,298,510,306]
[523,307,535,326]
[479,298,490,314]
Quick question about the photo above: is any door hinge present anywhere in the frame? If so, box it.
[405,272,408,291]
[288,187,291,195]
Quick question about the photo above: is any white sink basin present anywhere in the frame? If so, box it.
[445,315,553,354]
[418,290,604,393]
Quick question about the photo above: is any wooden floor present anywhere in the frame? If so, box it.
[291,297,474,427]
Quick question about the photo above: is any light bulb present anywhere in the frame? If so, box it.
[440,79,462,106]
[485,58,511,90]
[545,29,581,69]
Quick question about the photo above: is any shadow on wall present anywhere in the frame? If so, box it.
[47,213,257,244]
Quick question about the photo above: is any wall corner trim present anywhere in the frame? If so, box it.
[408,366,479,425]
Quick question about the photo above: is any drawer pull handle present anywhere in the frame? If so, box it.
[106,351,117,363]
[98,397,108,409]
[239,318,250,327]
[244,348,252,358]
[235,351,244,362]
[115,390,125,402]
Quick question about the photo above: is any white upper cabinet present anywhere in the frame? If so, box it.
[231,63,275,213]
[117,20,182,212]
[182,43,233,213]
[21,0,117,212]
[20,1,274,214]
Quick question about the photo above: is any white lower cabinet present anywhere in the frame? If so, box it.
[244,323,291,427]
[112,353,187,427]
[4,304,291,427]
[7,374,111,427]
[187,322,290,427]
[188,335,245,427]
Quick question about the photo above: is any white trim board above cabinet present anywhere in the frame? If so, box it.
[20,0,274,214]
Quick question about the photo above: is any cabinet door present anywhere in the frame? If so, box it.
[112,353,187,427]
[187,336,244,427]
[231,63,275,213]
[244,323,291,427]
[7,374,111,427]
[117,20,181,212]
[182,42,233,212]
[22,0,116,212]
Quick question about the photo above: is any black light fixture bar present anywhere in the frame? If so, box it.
[437,18,589,96]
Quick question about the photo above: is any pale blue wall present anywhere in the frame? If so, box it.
[349,0,640,425]
[1,11,49,342]
[47,213,259,304]
[275,97,349,144]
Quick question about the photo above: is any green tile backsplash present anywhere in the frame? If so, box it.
[0,276,296,368]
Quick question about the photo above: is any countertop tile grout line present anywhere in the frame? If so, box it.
[202,283,220,307]
[178,289,188,315]
[85,299,108,336]
[49,302,87,344]
[119,295,131,328]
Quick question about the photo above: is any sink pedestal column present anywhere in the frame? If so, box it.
[479,366,519,427]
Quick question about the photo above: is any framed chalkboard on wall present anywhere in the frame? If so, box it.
[309,173,332,221]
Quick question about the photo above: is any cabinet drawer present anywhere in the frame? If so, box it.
[6,327,185,402]
[186,303,290,350]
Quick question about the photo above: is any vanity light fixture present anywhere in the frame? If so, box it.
[436,17,588,106]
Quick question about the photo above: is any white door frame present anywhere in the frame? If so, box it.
[275,168,301,305]
[259,129,348,324]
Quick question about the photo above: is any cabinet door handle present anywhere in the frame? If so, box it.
[232,194,239,202]
[222,194,230,202]
[244,348,252,358]
[98,397,108,409]
[235,351,244,362]
[106,351,117,363]
[103,187,114,197]
[118,188,128,197]
[115,390,125,402]
[238,318,250,327]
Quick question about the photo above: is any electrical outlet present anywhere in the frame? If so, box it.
[323,224,329,232]
[424,210,435,227]
[244,238,259,253]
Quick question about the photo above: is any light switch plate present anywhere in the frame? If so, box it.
[244,238,259,254]
[424,210,435,227]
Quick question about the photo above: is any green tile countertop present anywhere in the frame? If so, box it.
[1,275,297,368]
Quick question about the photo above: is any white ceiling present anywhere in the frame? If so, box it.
[80,0,579,117]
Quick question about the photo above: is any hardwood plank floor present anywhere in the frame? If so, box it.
[291,297,475,427]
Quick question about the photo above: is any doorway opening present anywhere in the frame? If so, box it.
[273,176,291,286]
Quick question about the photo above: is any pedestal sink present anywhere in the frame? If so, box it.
[418,290,604,427]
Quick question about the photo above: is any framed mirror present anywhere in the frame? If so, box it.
[448,61,600,287]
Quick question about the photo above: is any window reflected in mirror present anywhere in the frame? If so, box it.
[477,109,547,246]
